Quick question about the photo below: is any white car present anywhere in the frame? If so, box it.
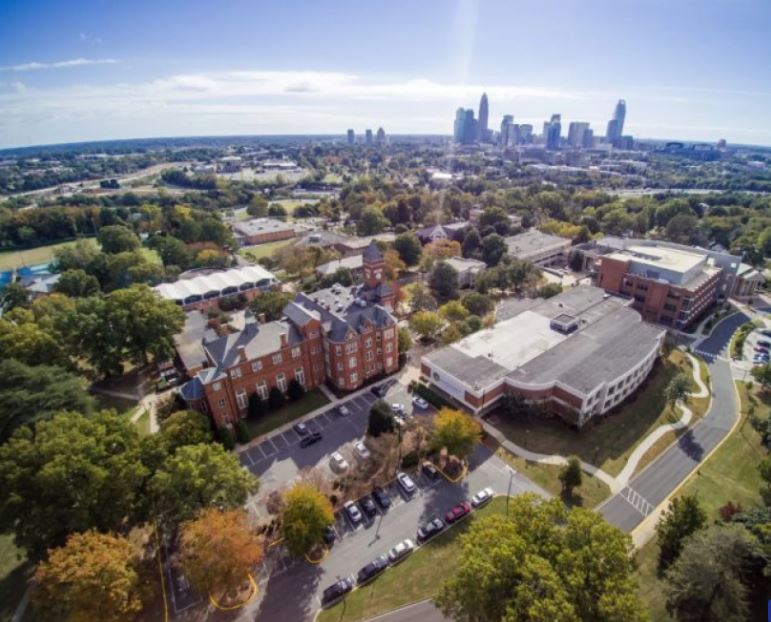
[396,471,416,495]
[344,501,362,524]
[387,538,415,563]
[353,440,371,460]
[337,404,351,416]
[391,403,405,415]
[412,397,429,410]
[471,487,494,507]
[330,451,349,472]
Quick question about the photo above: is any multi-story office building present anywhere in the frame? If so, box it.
[545,114,561,150]
[567,122,590,148]
[478,92,489,142]
[179,243,399,427]
[347,129,355,145]
[376,127,386,145]
[500,115,514,147]
[606,99,626,144]
[582,128,594,149]
[365,129,373,144]
[453,108,477,144]
[421,286,665,428]
[518,124,533,144]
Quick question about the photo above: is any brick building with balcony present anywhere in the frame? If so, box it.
[179,242,399,427]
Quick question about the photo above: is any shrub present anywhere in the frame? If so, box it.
[287,379,305,401]
[413,383,453,409]
[234,420,250,444]
[216,426,235,450]
[248,393,266,419]
[401,451,419,469]
[269,386,286,410]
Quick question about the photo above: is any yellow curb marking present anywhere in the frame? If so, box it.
[208,573,258,611]
[304,545,330,565]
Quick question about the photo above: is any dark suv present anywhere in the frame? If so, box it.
[321,577,354,607]
[300,432,322,448]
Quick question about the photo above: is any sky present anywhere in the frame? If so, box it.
[1,0,770,149]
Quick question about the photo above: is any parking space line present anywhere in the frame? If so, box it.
[250,445,265,461]
[240,451,254,467]
[260,440,277,457]
[317,412,331,426]
[282,429,299,445]
[272,435,289,451]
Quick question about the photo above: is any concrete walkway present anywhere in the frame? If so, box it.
[485,351,710,496]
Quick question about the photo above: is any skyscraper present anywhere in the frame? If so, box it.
[567,122,589,148]
[545,114,561,150]
[376,127,386,145]
[582,128,594,149]
[347,129,355,145]
[478,92,489,142]
[606,99,626,144]
[453,108,477,144]
[365,129,373,144]
[519,124,533,144]
[500,114,514,147]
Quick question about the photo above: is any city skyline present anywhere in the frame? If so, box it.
[1,0,771,148]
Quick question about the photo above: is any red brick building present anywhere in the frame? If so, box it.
[180,242,398,427]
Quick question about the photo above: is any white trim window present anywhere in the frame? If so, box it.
[231,367,242,379]
[276,373,287,392]
[251,360,263,372]
[295,367,305,386]
[350,372,358,383]
[236,389,248,410]
[349,356,357,369]
[213,382,222,391]
[272,353,283,365]
[256,381,268,400]
[292,347,301,359]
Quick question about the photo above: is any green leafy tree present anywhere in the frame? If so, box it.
[0,311,68,367]
[664,524,763,622]
[438,300,470,323]
[750,363,771,391]
[250,290,293,321]
[149,443,259,528]
[409,310,444,341]
[281,482,335,556]
[665,373,691,412]
[269,386,286,409]
[33,531,144,622]
[480,233,507,267]
[287,378,305,401]
[0,412,148,557]
[247,195,269,217]
[357,206,389,235]
[148,235,192,269]
[0,281,29,311]
[436,494,645,622]
[461,228,481,258]
[368,400,396,437]
[248,393,267,419]
[159,409,212,452]
[408,283,437,312]
[53,269,101,297]
[397,326,413,354]
[393,233,423,266]
[432,408,481,459]
[98,224,140,254]
[656,494,707,570]
[559,456,583,499]
[0,358,94,441]
[429,261,459,301]
[537,283,563,299]
[461,292,493,317]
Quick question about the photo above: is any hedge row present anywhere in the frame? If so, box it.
[412,382,454,410]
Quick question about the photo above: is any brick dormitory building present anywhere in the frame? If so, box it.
[179,242,399,428]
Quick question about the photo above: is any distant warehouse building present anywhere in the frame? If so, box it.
[154,266,279,312]
[421,286,665,428]
[504,229,572,265]
[232,218,296,247]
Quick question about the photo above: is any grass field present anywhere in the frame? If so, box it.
[135,410,151,436]
[489,350,709,477]
[318,496,508,622]
[0,239,91,271]
[244,389,330,440]
[238,239,294,261]
[0,533,29,622]
[635,380,770,621]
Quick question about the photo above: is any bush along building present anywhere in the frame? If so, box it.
[180,242,398,427]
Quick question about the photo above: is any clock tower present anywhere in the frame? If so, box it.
[362,241,385,289]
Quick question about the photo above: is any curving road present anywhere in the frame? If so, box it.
[598,312,747,532]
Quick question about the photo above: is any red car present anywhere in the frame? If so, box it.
[445,501,472,524]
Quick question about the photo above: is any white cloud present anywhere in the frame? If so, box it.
[0,58,117,72]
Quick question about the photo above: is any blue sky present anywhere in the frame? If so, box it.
[1,0,770,148]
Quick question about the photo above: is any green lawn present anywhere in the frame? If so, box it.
[635,381,769,621]
[244,389,330,440]
[318,496,509,622]
[93,392,140,414]
[0,238,95,271]
[238,239,294,261]
[135,410,151,436]
[492,444,611,508]
[489,350,709,477]
[0,533,30,622]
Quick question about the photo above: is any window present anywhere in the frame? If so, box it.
[386,357,393,368]
[345,342,358,354]
[309,330,319,338]
[663,303,677,312]
[256,382,268,400]
[272,353,283,365]
[385,343,393,353]
[276,373,287,392]
[236,389,248,410]
[310,345,320,354]
[213,382,222,391]
[349,356,357,369]
[365,337,373,348]
[337,362,343,371]
[383,328,394,339]
[251,360,263,372]
[350,372,358,383]
[292,347,301,359]
[335,346,342,355]
[376,333,382,342]
[295,368,305,386]
[230,367,242,379]
[365,351,373,361]
[218,399,226,409]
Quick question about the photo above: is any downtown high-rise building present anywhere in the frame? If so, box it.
[500,114,514,147]
[365,129,373,144]
[478,92,489,142]
[376,127,386,145]
[545,114,561,150]
[453,108,477,144]
[567,122,590,148]
[518,124,533,144]
[606,99,626,144]
[347,129,355,145]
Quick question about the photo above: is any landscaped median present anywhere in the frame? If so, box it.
[317,497,507,622]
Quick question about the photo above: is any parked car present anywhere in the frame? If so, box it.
[337,404,351,416]
[359,495,378,519]
[372,486,392,510]
[412,396,429,410]
[300,432,322,448]
[344,501,362,525]
[755,345,769,353]
[293,422,309,437]
[391,403,405,416]
[422,461,440,481]
[758,339,771,348]
[471,487,494,507]
[323,525,337,546]
[445,501,472,524]
[321,577,354,607]
[760,330,771,338]
[353,440,371,460]
[357,555,389,585]
[417,517,446,542]
[387,539,415,563]
[370,385,387,398]
[330,451,349,471]
[396,472,417,495]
